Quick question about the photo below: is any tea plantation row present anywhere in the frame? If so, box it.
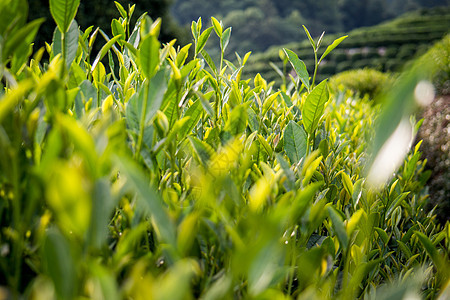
[0,1,449,299]
[245,6,450,85]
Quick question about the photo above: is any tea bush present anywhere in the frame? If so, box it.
[329,68,391,99]
[0,1,449,299]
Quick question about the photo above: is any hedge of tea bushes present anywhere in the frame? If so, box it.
[0,1,449,299]
[245,6,450,86]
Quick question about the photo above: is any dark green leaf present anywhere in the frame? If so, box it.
[114,155,176,248]
[283,120,307,164]
[179,99,202,138]
[328,206,348,251]
[283,48,310,91]
[43,228,76,300]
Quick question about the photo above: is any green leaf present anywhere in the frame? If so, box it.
[302,79,329,135]
[397,240,412,259]
[319,35,348,63]
[89,263,120,300]
[283,49,310,91]
[91,35,122,72]
[179,100,202,138]
[65,20,79,68]
[114,1,127,19]
[3,18,44,62]
[43,228,76,300]
[144,69,168,124]
[302,25,316,51]
[196,27,213,55]
[211,17,222,38]
[262,91,280,117]
[221,27,232,52]
[201,49,217,74]
[49,0,80,34]
[257,134,273,157]
[139,33,161,79]
[374,227,390,245]
[195,90,215,118]
[224,104,248,136]
[191,20,199,41]
[415,231,450,281]
[0,80,34,122]
[283,120,307,164]
[385,192,409,220]
[328,206,348,251]
[111,19,126,46]
[188,136,215,165]
[176,43,192,67]
[114,155,176,248]
[341,172,353,196]
[0,0,27,37]
[88,179,115,249]
[275,153,295,190]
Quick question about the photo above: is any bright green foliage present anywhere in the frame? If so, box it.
[0,2,449,300]
[329,68,391,99]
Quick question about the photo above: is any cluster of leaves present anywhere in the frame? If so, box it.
[0,0,449,299]
[28,0,190,54]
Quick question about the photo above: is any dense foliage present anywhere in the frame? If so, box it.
[29,0,189,53]
[1,1,449,299]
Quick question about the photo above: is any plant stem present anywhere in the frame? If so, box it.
[135,80,150,160]
[311,50,318,88]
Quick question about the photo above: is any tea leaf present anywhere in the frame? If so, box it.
[224,104,248,136]
[3,18,44,62]
[179,99,202,138]
[114,1,127,19]
[385,192,409,220]
[283,48,310,91]
[211,17,222,38]
[111,19,126,46]
[196,27,213,55]
[302,25,316,51]
[49,0,80,34]
[139,33,161,79]
[415,232,450,281]
[328,206,348,251]
[91,35,122,73]
[43,228,76,300]
[302,79,329,136]
[283,120,307,164]
[114,155,177,248]
[319,35,348,64]
[221,27,232,52]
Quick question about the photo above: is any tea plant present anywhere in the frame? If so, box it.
[0,1,449,299]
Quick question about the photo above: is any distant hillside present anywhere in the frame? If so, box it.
[172,0,449,55]
[243,6,450,86]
